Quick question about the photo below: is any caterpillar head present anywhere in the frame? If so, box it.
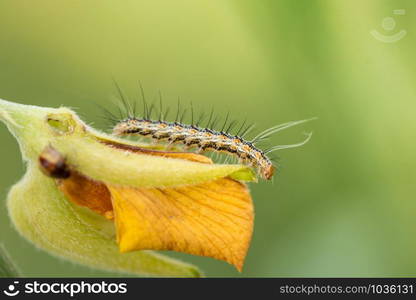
[263,164,275,180]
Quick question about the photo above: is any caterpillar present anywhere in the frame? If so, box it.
[104,84,314,180]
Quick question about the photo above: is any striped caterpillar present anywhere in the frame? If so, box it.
[106,85,314,180]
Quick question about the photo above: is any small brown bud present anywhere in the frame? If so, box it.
[39,146,71,179]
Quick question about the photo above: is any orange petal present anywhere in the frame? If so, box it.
[58,170,114,219]
[108,178,253,271]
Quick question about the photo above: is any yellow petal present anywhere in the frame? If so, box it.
[108,178,253,271]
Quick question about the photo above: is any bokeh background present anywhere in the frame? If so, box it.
[1,0,415,277]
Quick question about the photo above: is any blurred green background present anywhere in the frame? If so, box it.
[1,0,415,277]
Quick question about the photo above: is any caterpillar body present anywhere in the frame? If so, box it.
[112,117,313,180]
[105,82,314,180]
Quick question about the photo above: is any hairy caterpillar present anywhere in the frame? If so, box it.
[105,84,314,180]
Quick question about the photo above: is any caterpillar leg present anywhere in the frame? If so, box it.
[195,148,207,155]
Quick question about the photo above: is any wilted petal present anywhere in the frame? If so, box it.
[57,170,114,219]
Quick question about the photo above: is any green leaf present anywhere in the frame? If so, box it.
[228,168,257,182]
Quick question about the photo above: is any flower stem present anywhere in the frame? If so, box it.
[0,244,21,277]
